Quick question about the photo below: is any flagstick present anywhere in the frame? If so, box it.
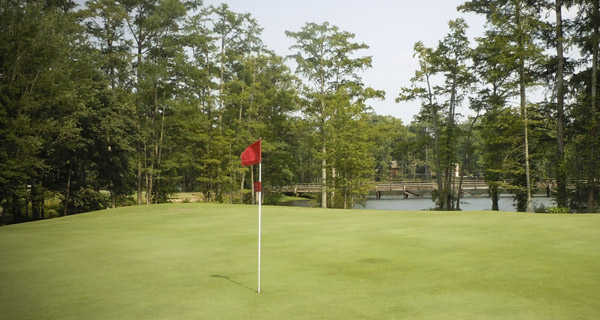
[257,161,262,294]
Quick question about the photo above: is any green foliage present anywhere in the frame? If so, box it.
[286,22,383,208]
[64,187,111,214]
[367,115,408,181]
[546,206,570,214]
[397,19,474,210]
[1,0,599,222]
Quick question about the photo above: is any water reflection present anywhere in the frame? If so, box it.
[358,195,555,212]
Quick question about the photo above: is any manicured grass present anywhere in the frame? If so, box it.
[1,204,599,319]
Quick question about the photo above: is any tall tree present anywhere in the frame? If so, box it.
[471,29,516,210]
[328,83,383,208]
[460,0,546,212]
[590,0,599,209]
[286,22,375,208]
[396,42,443,204]
[561,0,600,211]
[85,0,136,207]
[122,0,187,204]
[398,19,473,210]
[554,0,568,207]
[435,19,474,210]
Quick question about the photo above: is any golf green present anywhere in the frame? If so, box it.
[1,204,599,319]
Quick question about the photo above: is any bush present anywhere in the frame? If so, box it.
[547,207,570,214]
[534,203,547,213]
[263,193,283,205]
[45,209,60,218]
[66,187,110,214]
[117,195,136,207]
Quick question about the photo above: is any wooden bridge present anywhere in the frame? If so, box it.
[277,180,489,197]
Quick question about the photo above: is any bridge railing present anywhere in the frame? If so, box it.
[276,179,584,194]
[277,180,489,193]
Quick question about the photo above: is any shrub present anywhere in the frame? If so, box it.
[45,209,59,218]
[534,203,547,213]
[117,195,136,207]
[263,193,283,205]
[547,207,570,214]
[66,187,110,214]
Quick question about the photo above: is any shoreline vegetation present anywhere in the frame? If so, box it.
[0,191,588,226]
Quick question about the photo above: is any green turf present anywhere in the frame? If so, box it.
[1,204,599,319]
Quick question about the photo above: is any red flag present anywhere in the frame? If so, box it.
[241,140,261,167]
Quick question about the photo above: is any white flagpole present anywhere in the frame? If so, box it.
[257,161,262,294]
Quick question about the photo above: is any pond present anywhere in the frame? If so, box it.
[280,195,555,211]
[358,195,555,212]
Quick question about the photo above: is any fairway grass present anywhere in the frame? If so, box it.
[1,204,599,319]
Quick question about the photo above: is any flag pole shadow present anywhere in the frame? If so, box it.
[210,274,256,293]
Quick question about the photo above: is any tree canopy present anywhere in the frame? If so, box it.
[0,0,599,224]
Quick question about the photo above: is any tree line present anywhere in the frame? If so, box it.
[0,0,598,224]
[0,0,395,223]
[398,0,599,212]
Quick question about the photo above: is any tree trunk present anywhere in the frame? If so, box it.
[425,67,443,208]
[448,83,457,211]
[522,78,533,213]
[491,184,499,211]
[137,156,142,205]
[458,114,479,210]
[155,104,165,203]
[64,167,71,216]
[425,147,431,180]
[31,183,42,220]
[240,168,245,204]
[434,126,442,199]
[145,142,151,205]
[147,85,159,205]
[331,167,336,207]
[12,193,20,223]
[220,36,225,110]
[25,186,29,220]
[136,43,143,206]
[456,169,464,210]
[443,166,452,210]
[229,144,234,204]
[321,145,327,208]
[111,191,116,209]
[555,0,568,208]
[219,33,226,131]
[588,0,599,210]
[517,4,533,212]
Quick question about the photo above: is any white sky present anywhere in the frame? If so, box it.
[203,0,487,124]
